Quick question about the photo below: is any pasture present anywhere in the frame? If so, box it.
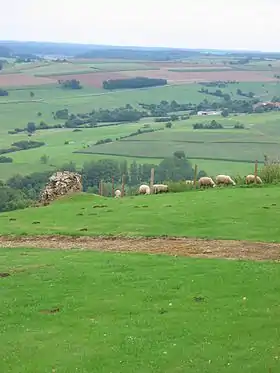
[1,187,280,242]
[2,246,280,373]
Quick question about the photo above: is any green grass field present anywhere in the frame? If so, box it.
[1,187,280,242]
[1,58,280,181]
[2,56,280,373]
[2,248,280,373]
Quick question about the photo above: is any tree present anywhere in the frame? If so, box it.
[0,61,3,71]
[173,151,186,160]
[223,94,231,102]
[26,122,36,134]
[40,154,49,164]
[221,109,229,117]
[30,91,35,98]
[37,112,42,117]
[165,122,172,128]
[129,161,139,186]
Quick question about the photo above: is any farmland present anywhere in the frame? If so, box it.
[1,50,280,182]
[3,40,280,373]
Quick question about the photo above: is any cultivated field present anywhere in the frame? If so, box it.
[3,49,280,373]
[1,58,280,88]
[1,57,280,180]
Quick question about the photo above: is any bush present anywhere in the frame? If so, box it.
[0,156,13,163]
[0,89,8,96]
[167,181,194,193]
[260,163,280,184]
[95,138,113,145]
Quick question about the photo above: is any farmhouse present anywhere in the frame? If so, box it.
[197,110,222,116]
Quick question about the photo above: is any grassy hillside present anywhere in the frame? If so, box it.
[2,248,280,373]
[1,186,280,242]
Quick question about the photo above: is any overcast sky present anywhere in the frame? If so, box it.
[2,0,280,51]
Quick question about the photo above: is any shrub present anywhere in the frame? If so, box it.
[167,181,194,193]
[260,163,280,184]
[0,156,13,163]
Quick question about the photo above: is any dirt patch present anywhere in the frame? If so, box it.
[1,236,280,261]
[0,73,56,87]
[40,307,60,314]
[0,272,10,278]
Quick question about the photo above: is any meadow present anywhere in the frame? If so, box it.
[1,187,280,241]
[2,247,280,373]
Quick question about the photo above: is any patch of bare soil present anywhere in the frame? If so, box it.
[1,236,280,261]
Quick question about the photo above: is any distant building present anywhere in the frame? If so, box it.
[253,102,280,111]
[197,110,222,116]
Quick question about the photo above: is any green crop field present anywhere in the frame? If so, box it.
[77,112,280,166]
[1,187,279,241]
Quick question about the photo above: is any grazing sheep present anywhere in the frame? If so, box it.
[198,177,216,188]
[139,184,151,195]
[115,189,121,198]
[153,184,168,194]
[246,174,263,184]
[185,180,194,185]
[216,174,236,186]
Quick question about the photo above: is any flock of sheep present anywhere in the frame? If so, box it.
[114,174,263,197]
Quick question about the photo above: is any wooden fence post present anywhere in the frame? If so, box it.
[193,164,198,188]
[150,168,155,194]
[100,180,104,196]
[121,175,125,197]
[254,160,258,184]
[112,176,115,197]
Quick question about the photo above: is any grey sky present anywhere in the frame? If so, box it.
[2,0,280,51]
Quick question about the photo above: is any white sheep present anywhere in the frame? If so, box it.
[215,174,236,186]
[246,174,263,184]
[114,189,121,198]
[198,177,216,188]
[153,184,168,194]
[138,184,151,195]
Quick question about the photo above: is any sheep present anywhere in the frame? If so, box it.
[138,184,151,195]
[198,177,216,188]
[215,174,236,186]
[114,189,121,198]
[185,180,194,185]
[246,174,263,184]
[152,184,168,194]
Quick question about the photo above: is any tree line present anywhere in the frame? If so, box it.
[103,77,167,90]
[0,152,206,212]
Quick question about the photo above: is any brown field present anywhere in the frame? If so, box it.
[51,72,128,88]
[51,69,276,88]
[0,73,56,87]
[121,69,277,83]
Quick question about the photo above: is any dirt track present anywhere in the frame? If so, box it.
[1,236,280,261]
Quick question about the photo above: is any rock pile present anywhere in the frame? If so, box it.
[40,171,82,205]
